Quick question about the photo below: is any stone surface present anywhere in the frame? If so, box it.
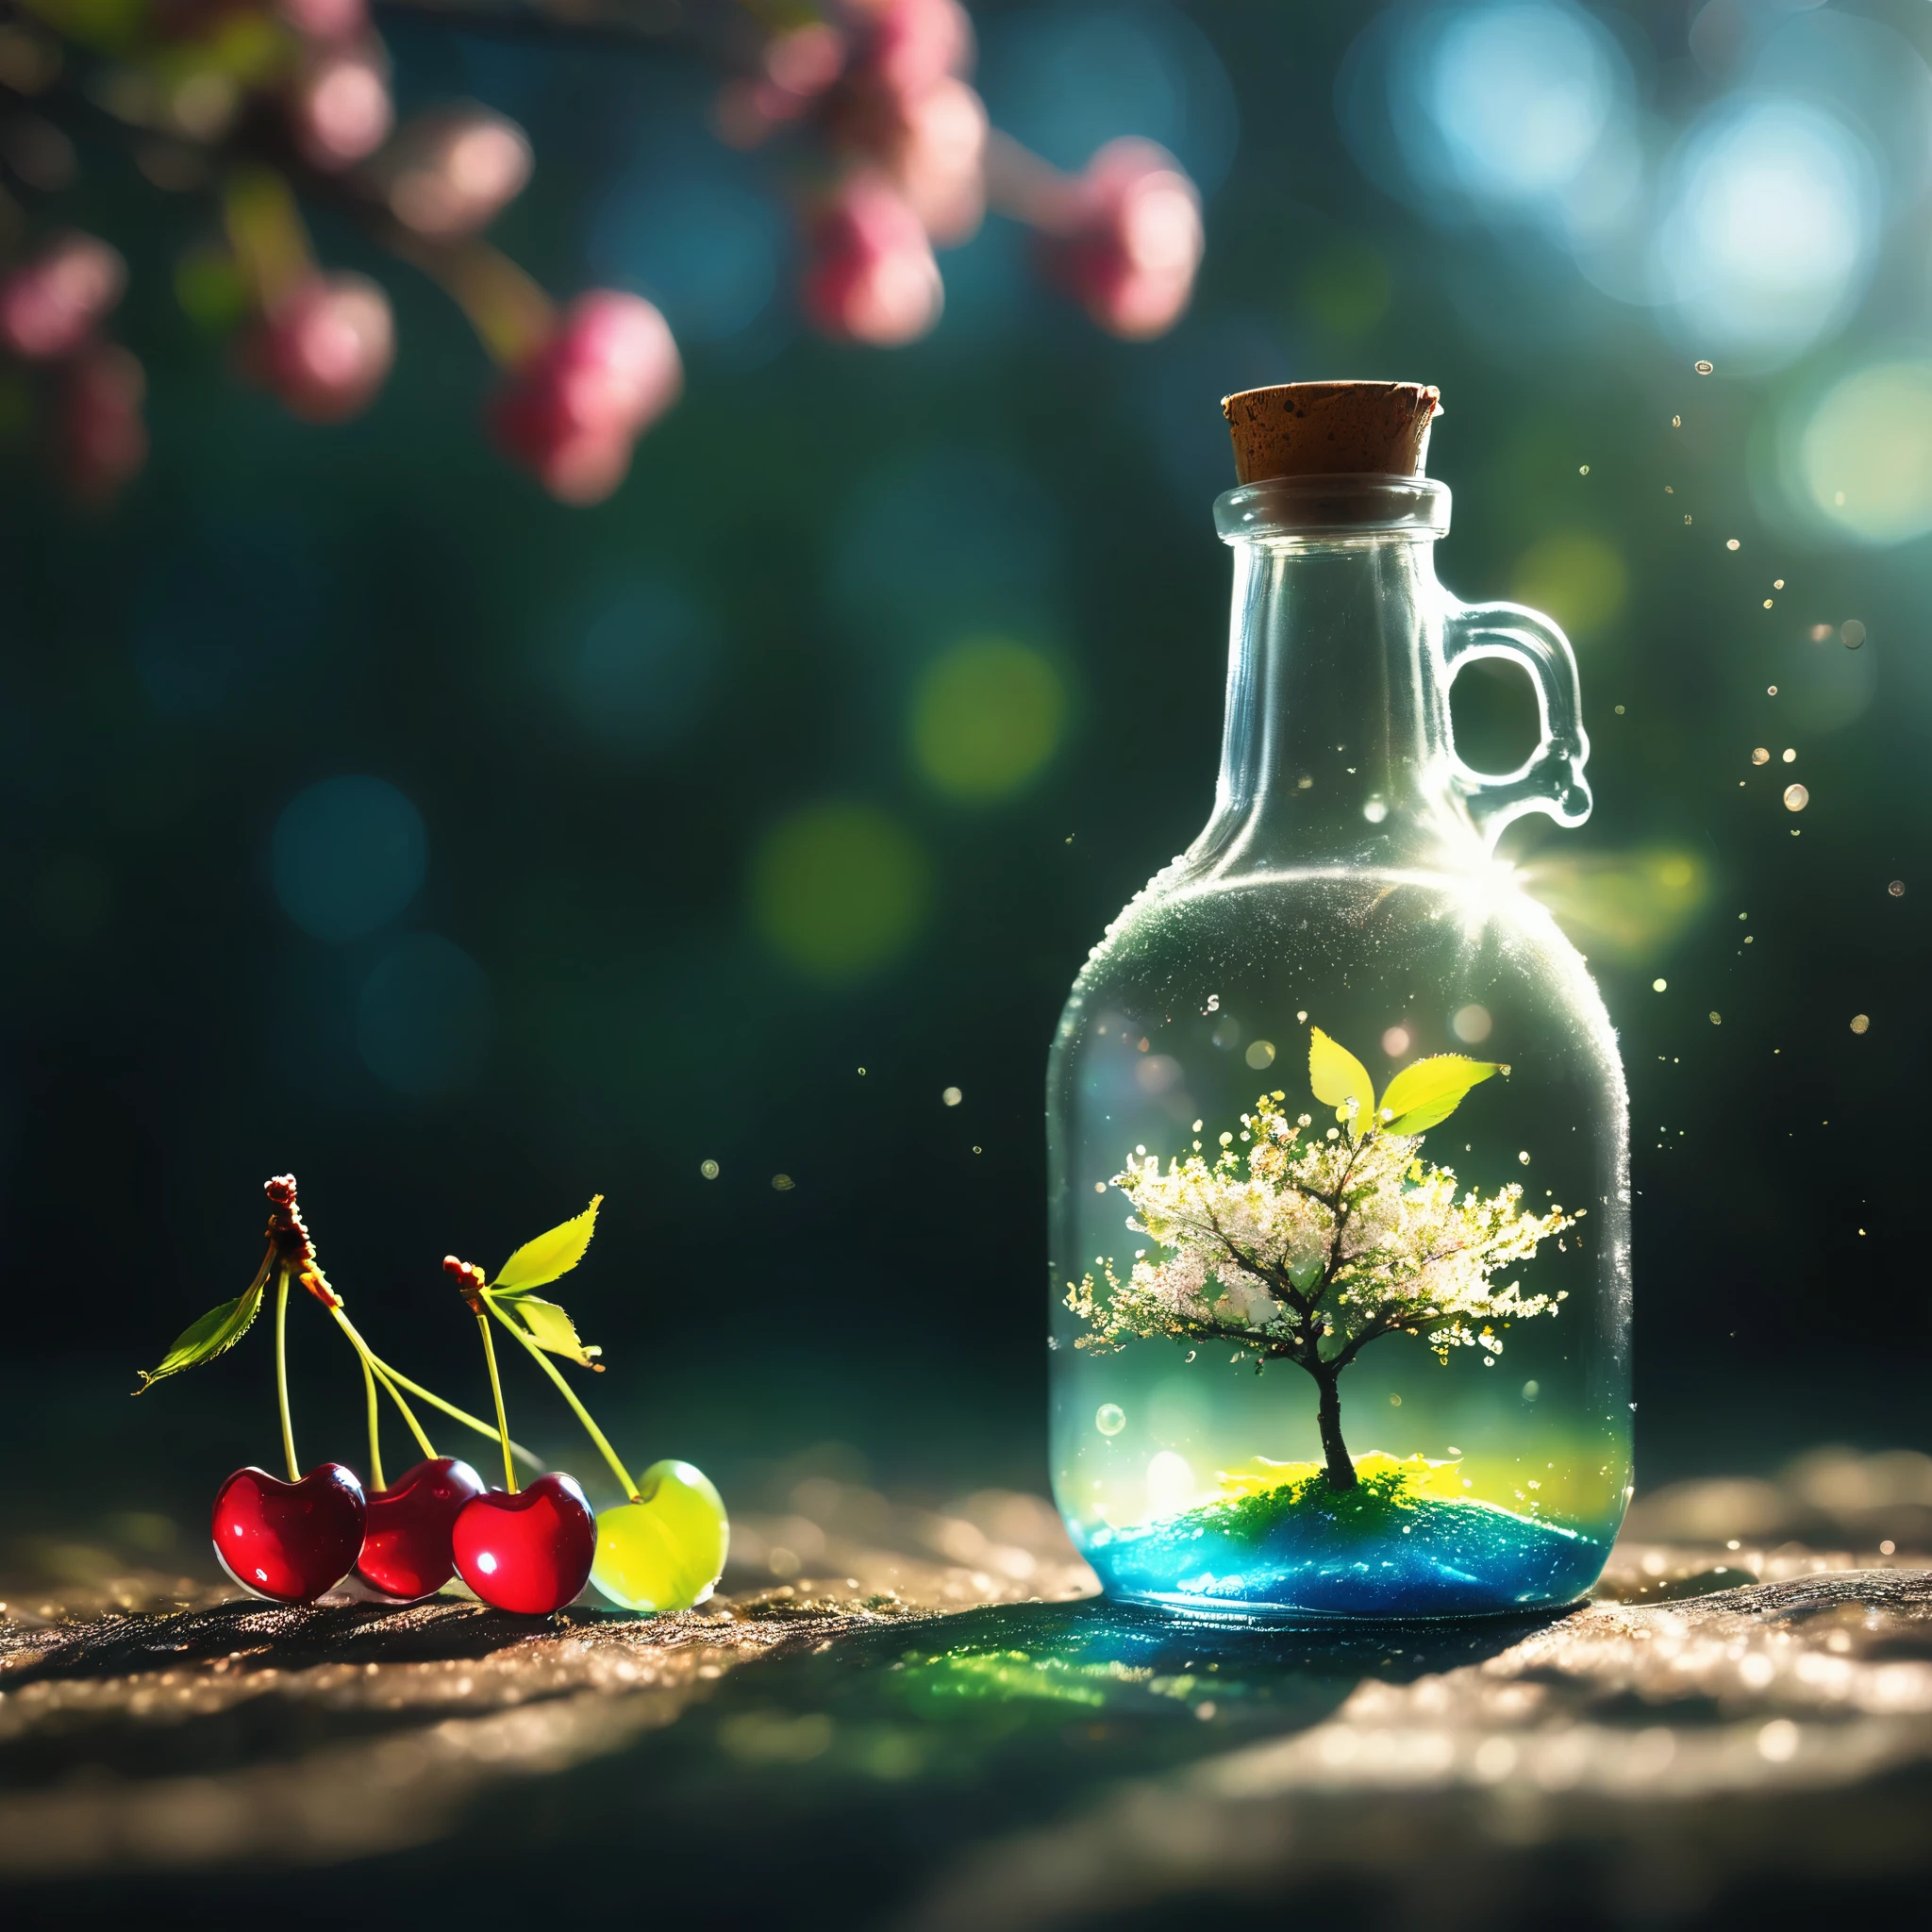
[0,1453,1926,1927]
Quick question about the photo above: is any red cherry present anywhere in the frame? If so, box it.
[212,1463,366,1605]
[354,1456,486,1600]
[452,1474,595,1614]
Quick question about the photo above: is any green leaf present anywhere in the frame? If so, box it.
[1308,1026,1376,1137]
[506,1294,602,1368]
[1379,1054,1501,1135]
[492,1195,603,1293]
[134,1283,265,1392]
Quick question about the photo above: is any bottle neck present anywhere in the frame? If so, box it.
[1191,495,1475,876]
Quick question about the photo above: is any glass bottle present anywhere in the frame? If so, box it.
[1046,386,1630,1620]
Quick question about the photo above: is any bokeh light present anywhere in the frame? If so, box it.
[1519,848,1709,966]
[567,579,720,752]
[749,802,932,982]
[910,637,1066,801]
[1413,2,1625,208]
[1509,532,1627,637]
[357,935,495,1096]
[1655,97,1879,367]
[272,776,426,943]
[1797,361,1932,546]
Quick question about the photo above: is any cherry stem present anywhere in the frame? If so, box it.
[274,1268,298,1482]
[475,1307,517,1494]
[367,1358,435,1462]
[323,1305,437,1459]
[324,1301,541,1468]
[360,1353,386,1492]
[485,1297,640,1503]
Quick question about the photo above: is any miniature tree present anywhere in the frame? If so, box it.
[1067,1027,1579,1494]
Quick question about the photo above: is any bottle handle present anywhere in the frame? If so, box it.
[1441,599,1592,850]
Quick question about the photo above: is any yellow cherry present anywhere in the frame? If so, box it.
[591,1458,728,1612]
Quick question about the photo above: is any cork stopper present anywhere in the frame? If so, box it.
[1221,381,1441,484]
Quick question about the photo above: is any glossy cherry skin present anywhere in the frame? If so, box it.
[354,1456,486,1600]
[452,1474,595,1614]
[212,1463,367,1604]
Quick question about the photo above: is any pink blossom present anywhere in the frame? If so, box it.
[490,291,682,505]
[1039,138,1203,341]
[57,342,146,502]
[380,108,532,237]
[847,0,973,94]
[291,49,393,170]
[245,273,394,423]
[801,174,943,346]
[276,0,368,41]
[0,234,126,361]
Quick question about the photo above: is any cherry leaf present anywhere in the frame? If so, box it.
[134,1282,265,1392]
[506,1294,602,1368]
[1379,1054,1501,1135]
[1307,1026,1376,1137]
[491,1195,602,1293]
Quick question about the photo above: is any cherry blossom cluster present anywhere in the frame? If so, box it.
[1068,1089,1576,1369]
[722,0,1205,344]
[0,0,1205,507]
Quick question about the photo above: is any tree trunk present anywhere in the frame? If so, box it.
[1314,1372,1357,1491]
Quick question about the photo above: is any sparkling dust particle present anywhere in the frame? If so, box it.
[1726,539,1740,551]
[1889,880,1905,897]
[1653,978,1667,991]
[1751,747,1770,765]
[1782,748,1796,763]
[700,1158,720,1179]
[1695,359,1714,375]
[941,1086,962,1107]
[1784,784,1809,811]
[1851,1014,1870,1034]
[772,1173,795,1191]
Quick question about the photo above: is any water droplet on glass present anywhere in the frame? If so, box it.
[1095,1404,1125,1437]
[1708,1011,1722,1025]
[1774,579,1784,590]
[1783,783,1808,811]
[1578,464,1590,475]
[1767,685,1777,696]
[1522,1380,1540,1401]
[941,1086,962,1107]
[1726,538,1740,551]
[700,1158,720,1179]
[1296,1009,1308,1023]
[1780,748,1796,764]
[772,1173,795,1191]
[1694,359,1714,375]
[1840,619,1866,648]
[1850,1014,1870,1035]
[1245,1040,1275,1070]
[1751,747,1770,765]
[1518,1150,1531,1165]
[1672,414,1682,427]
[1888,879,1904,897]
